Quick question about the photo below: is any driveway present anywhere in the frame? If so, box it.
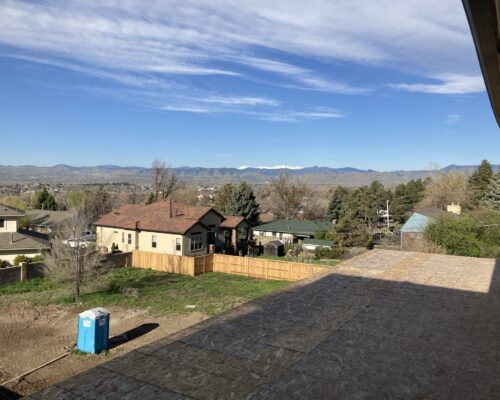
[25,250,500,399]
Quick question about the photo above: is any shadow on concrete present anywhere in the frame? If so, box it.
[30,253,500,399]
[108,323,159,350]
[0,386,21,400]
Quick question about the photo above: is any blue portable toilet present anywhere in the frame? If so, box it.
[77,307,110,354]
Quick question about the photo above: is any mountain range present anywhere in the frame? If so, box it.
[0,164,495,187]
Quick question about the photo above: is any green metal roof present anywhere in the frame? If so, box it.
[302,238,332,247]
[253,219,333,236]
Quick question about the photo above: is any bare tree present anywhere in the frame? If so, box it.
[45,212,106,303]
[268,172,308,219]
[151,159,182,202]
[417,171,467,210]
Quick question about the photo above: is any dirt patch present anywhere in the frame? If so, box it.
[0,302,207,397]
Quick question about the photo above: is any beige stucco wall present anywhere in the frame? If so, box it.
[0,217,20,233]
[97,226,137,253]
[97,224,209,256]
[138,230,184,255]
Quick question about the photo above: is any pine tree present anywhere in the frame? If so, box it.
[481,172,500,211]
[32,188,57,210]
[213,183,235,214]
[465,160,493,209]
[327,186,349,221]
[225,182,260,226]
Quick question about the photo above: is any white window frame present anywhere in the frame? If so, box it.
[176,238,182,252]
[152,234,157,248]
[190,232,203,251]
[127,233,132,245]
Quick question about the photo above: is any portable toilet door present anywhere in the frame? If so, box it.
[77,307,110,354]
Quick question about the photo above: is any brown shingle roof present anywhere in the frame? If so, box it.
[95,199,218,235]
[220,216,247,229]
[0,204,24,217]
[0,231,49,252]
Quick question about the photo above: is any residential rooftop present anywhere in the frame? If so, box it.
[254,219,333,236]
[95,199,222,235]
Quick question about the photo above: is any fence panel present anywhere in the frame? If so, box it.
[132,251,196,276]
[131,251,331,281]
[211,254,330,281]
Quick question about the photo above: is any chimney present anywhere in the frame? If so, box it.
[169,198,173,218]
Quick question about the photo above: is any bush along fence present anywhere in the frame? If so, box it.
[0,252,132,286]
[133,251,331,281]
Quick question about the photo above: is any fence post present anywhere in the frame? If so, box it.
[20,262,28,282]
[265,259,269,280]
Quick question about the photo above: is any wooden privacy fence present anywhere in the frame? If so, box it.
[132,251,197,276]
[132,251,331,281]
[209,254,330,281]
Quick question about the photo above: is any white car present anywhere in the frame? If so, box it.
[63,238,91,248]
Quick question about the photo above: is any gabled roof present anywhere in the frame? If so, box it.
[400,212,433,233]
[220,216,248,229]
[95,199,218,235]
[253,219,333,236]
[0,204,24,217]
[27,210,74,227]
[0,231,50,252]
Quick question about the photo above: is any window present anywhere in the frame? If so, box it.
[190,232,203,251]
[272,232,277,236]
[127,233,132,245]
[152,235,157,248]
[0,219,4,228]
[176,238,181,252]
[122,232,125,243]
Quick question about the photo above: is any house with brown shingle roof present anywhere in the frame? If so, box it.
[0,204,50,265]
[95,199,249,256]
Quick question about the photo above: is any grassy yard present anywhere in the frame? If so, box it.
[0,267,290,316]
[258,254,340,267]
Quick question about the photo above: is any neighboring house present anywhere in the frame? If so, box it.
[26,209,74,234]
[95,199,243,256]
[219,216,252,254]
[302,238,333,251]
[0,204,50,265]
[253,219,333,244]
[400,210,452,250]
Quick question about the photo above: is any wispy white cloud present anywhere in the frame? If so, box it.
[0,0,483,117]
[445,113,462,124]
[391,74,485,95]
[198,96,280,106]
[161,105,212,113]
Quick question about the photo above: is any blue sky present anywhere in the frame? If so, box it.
[1,0,499,171]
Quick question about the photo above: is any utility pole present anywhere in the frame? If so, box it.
[386,200,390,229]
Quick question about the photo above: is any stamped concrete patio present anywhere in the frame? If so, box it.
[26,250,500,399]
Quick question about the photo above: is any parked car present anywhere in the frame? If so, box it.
[63,238,91,248]
[80,230,96,241]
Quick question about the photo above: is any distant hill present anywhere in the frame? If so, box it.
[0,164,496,187]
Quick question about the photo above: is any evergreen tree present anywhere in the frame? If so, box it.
[391,179,426,223]
[327,186,349,221]
[32,188,57,210]
[465,160,493,209]
[482,172,500,211]
[213,183,236,214]
[225,182,260,226]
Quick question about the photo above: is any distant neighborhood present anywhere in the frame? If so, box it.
[0,159,498,270]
